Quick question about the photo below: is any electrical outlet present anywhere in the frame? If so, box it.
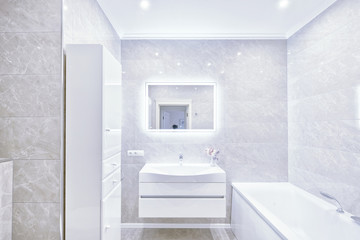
[127,150,144,157]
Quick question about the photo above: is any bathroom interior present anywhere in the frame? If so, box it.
[1,0,360,239]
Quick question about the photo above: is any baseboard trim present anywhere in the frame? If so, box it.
[121,223,231,229]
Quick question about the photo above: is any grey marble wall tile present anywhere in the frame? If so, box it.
[0,161,13,240]
[224,122,288,144]
[289,87,360,122]
[0,0,61,33]
[225,100,287,123]
[12,203,60,240]
[13,160,60,203]
[64,0,121,61]
[0,117,60,159]
[0,33,61,75]
[338,120,360,153]
[289,145,360,188]
[288,0,360,218]
[288,121,339,149]
[289,168,360,216]
[122,40,288,224]
[288,0,360,54]
[0,75,61,117]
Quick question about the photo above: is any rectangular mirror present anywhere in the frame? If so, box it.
[146,82,216,131]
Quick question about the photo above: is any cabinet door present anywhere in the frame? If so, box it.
[102,183,122,240]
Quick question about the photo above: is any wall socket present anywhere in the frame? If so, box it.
[127,150,144,157]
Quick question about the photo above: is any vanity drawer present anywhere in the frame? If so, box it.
[102,153,121,179]
[139,183,225,197]
[102,168,121,198]
[139,198,226,218]
[103,130,122,159]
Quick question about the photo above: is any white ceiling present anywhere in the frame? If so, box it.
[97,0,337,39]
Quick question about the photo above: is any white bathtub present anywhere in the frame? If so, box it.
[231,183,360,240]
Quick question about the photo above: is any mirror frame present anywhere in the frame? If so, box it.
[145,82,217,132]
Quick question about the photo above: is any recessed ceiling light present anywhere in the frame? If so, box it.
[140,0,150,10]
[63,5,68,11]
[278,0,289,9]
[237,52,242,56]
[154,52,159,56]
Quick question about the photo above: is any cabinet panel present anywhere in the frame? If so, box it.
[103,153,121,179]
[102,183,121,240]
[139,183,225,197]
[139,198,226,218]
[102,168,121,198]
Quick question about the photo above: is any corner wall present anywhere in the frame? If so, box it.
[63,0,121,61]
[288,0,360,215]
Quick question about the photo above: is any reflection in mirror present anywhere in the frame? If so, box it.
[146,83,216,131]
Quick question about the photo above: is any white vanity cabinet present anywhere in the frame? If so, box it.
[138,163,226,218]
[65,44,122,240]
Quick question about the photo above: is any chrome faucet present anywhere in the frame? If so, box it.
[320,192,344,213]
[179,153,183,166]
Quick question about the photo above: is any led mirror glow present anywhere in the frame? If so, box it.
[145,82,217,132]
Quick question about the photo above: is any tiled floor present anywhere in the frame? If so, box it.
[121,228,237,240]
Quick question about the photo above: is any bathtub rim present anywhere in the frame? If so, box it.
[231,182,296,240]
[231,182,358,240]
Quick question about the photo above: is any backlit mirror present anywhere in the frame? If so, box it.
[146,83,216,131]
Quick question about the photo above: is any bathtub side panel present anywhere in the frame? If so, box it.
[231,189,283,240]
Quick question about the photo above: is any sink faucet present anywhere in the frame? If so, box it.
[179,153,183,166]
[320,191,344,213]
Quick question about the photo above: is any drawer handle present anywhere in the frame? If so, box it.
[105,225,111,231]
[111,163,118,167]
[112,180,118,184]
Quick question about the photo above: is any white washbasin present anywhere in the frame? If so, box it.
[139,163,226,183]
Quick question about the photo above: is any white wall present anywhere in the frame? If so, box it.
[288,0,360,215]
[121,40,288,224]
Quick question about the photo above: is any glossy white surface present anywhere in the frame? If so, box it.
[139,198,226,218]
[65,44,122,240]
[139,163,226,182]
[231,183,360,240]
[97,0,337,38]
[139,183,225,197]
[231,188,282,240]
[139,164,226,218]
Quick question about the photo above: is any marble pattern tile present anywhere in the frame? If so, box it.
[12,203,60,240]
[0,117,60,160]
[13,160,60,203]
[121,228,237,240]
[288,0,360,217]
[121,40,288,224]
[0,75,61,117]
[64,0,121,61]
[0,33,61,75]
[0,161,13,240]
[0,0,61,33]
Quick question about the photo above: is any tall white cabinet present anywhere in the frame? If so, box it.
[65,44,122,240]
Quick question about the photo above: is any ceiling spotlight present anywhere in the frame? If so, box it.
[278,0,289,9]
[140,0,150,10]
